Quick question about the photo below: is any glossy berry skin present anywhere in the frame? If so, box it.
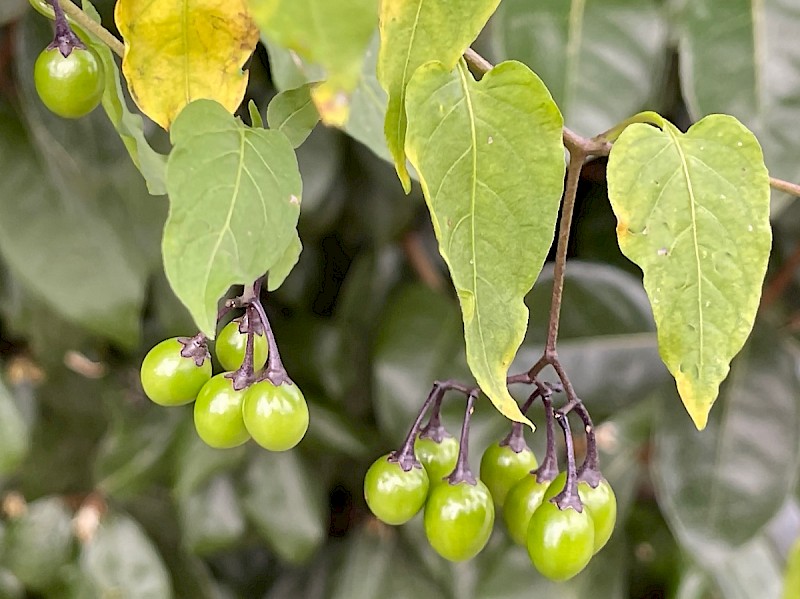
[414,435,459,485]
[479,442,538,507]
[364,454,429,525]
[424,480,495,562]
[503,473,551,545]
[527,500,595,581]
[193,374,250,449]
[140,338,211,406]
[543,472,617,552]
[215,320,268,372]
[34,47,104,118]
[242,380,309,451]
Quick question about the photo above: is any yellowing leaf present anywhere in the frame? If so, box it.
[404,60,565,426]
[378,0,501,191]
[249,0,379,125]
[607,115,771,429]
[115,0,259,129]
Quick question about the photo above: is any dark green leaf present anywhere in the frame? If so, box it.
[240,450,327,563]
[94,405,184,498]
[81,511,173,598]
[492,0,668,137]
[0,376,31,476]
[164,99,302,336]
[172,421,246,499]
[5,497,75,592]
[0,102,147,346]
[177,475,246,556]
[675,0,800,209]
[652,325,800,560]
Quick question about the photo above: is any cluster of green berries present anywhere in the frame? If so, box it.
[139,319,308,452]
[364,426,616,581]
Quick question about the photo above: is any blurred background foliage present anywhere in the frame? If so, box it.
[0,0,799,597]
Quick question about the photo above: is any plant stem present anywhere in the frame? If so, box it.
[392,383,444,471]
[534,395,559,483]
[543,150,585,357]
[500,388,541,452]
[49,0,84,56]
[552,411,583,511]
[418,389,450,443]
[770,176,800,198]
[227,307,257,391]
[446,390,479,485]
[248,284,291,386]
[58,0,125,58]
[574,403,601,487]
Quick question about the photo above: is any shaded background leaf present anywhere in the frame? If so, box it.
[491,0,668,138]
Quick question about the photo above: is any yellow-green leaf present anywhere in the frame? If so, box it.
[115,0,259,129]
[164,100,302,336]
[404,60,565,426]
[249,0,379,126]
[266,84,320,148]
[378,0,501,191]
[607,115,771,429]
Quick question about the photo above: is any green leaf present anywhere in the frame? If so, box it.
[248,99,264,128]
[266,33,391,162]
[81,512,173,598]
[785,537,800,599]
[164,99,302,337]
[0,0,25,25]
[5,497,75,592]
[404,60,565,427]
[267,231,302,291]
[81,0,167,195]
[172,421,246,499]
[94,406,184,498]
[652,326,800,559]
[676,0,800,209]
[240,450,327,563]
[177,474,246,556]
[267,84,320,147]
[492,0,668,137]
[607,115,771,429]
[0,376,31,476]
[378,0,501,190]
[250,0,379,125]
[0,103,147,346]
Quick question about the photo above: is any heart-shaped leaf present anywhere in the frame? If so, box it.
[607,115,771,428]
[115,0,259,129]
[164,100,301,336]
[404,60,565,426]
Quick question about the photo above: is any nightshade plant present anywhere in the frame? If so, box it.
[2,0,800,595]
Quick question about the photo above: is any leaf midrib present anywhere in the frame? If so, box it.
[456,62,490,376]
[201,129,247,310]
[667,126,705,365]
